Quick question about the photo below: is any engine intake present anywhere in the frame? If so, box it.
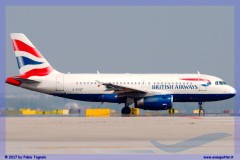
[135,95,173,110]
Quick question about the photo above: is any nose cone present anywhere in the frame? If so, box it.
[229,86,237,96]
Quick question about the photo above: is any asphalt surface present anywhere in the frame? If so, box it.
[6,116,238,154]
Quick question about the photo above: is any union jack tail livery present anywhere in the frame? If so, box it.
[11,33,54,77]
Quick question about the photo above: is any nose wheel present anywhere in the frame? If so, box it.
[198,102,205,116]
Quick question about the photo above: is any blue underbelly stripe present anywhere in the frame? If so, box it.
[51,93,235,103]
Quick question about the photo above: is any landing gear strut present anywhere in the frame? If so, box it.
[198,102,205,116]
[121,97,133,115]
[121,104,131,115]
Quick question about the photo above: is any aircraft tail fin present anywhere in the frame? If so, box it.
[10,33,57,78]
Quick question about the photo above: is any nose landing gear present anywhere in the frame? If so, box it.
[198,102,205,116]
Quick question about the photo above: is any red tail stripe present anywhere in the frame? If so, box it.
[19,66,53,79]
[12,39,42,58]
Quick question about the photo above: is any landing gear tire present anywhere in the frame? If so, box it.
[198,102,205,116]
[199,109,205,116]
[121,106,131,115]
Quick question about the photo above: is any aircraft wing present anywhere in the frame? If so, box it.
[96,80,171,98]
[96,80,147,93]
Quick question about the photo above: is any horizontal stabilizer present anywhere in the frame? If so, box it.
[13,77,40,83]
[6,76,40,86]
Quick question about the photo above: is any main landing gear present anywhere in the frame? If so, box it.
[198,102,205,116]
[121,104,131,115]
[121,97,133,115]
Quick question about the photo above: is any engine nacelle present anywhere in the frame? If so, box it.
[135,95,173,110]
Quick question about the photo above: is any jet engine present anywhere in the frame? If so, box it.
[135,95,173,110]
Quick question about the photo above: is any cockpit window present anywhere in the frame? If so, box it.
[215,81,227,85]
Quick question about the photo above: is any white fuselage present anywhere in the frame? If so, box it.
[20,73,236,103]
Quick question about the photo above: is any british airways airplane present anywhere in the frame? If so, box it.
[6,33,236,116]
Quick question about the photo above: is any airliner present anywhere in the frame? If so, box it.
[6,33,237,116]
